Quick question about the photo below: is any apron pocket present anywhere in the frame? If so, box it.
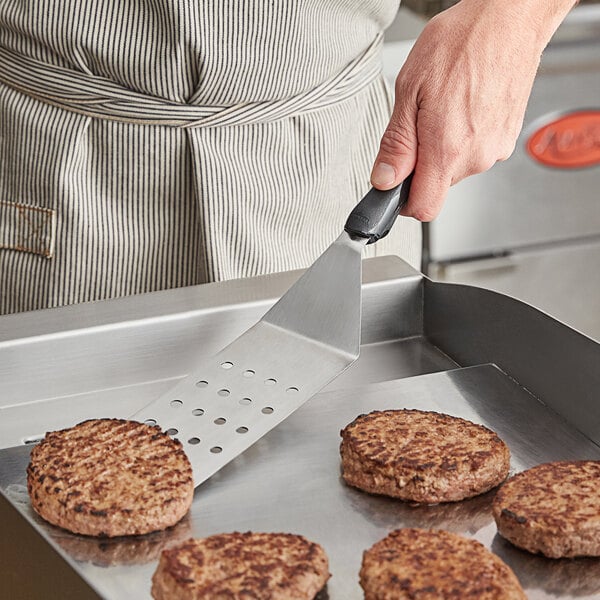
[0,200,56,258]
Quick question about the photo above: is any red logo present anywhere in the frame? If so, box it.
[526,110,600,169]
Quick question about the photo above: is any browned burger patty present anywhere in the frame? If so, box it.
[27,418,193,537]
[493,460,600,558]
[360,528,526,600]
[340,409,510,503]
[151,532,330,600]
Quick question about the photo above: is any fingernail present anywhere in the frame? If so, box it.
[371,162,396,187]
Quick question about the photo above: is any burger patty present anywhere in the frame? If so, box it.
[27,418,194,537]
[340,409,510,503]
[493,460,600,558]
[151,532,330,600]
[360,528,526,600]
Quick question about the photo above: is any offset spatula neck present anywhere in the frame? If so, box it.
[263,231,367,359]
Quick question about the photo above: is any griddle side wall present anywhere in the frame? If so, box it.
[423,279,600,445]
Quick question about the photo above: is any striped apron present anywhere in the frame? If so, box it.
[0,1,421,315]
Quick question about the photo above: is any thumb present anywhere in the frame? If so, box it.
[370,94,418,190]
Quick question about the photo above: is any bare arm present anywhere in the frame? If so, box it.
[371,0,578,221]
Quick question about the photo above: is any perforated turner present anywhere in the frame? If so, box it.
[133,176,412,486]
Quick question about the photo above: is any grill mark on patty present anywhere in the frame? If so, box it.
[501,508,528,524]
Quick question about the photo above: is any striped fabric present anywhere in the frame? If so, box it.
[0,0,421,315]
[0,35,384,127]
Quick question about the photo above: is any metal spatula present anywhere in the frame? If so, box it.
[132,176,412,486]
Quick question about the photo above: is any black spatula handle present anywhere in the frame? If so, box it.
[344,172,413,244]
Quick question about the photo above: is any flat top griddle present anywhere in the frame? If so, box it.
[1,256,599,599]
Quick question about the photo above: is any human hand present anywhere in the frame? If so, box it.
[371,0,575,221]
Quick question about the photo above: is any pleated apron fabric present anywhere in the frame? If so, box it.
[0,0,421,315]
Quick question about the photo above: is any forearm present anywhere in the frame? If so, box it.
[456,0,578,50]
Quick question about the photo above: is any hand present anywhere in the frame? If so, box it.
[371,0,575,221]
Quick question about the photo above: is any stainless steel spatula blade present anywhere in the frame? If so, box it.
[132,176,411,486]
[132,232,367,486]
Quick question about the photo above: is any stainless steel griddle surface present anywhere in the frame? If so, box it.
[2,364,600,599]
